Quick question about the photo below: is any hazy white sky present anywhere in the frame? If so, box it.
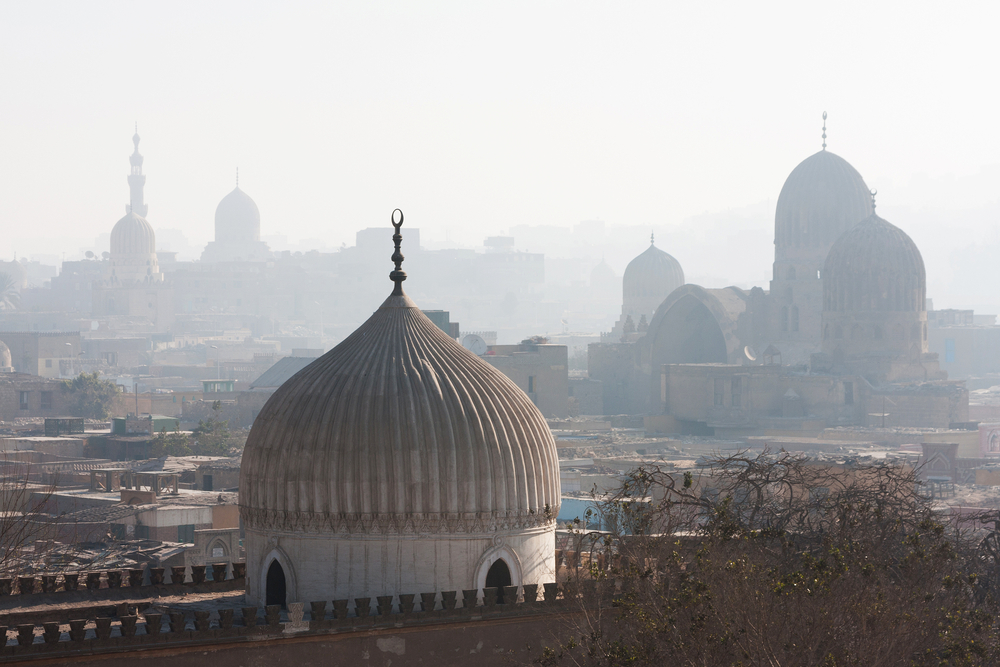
[1,2,998,306]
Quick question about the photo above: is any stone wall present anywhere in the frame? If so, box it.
[0,578,579,667]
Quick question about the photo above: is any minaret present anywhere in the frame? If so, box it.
[127,124,148,217]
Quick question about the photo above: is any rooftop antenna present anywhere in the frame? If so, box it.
[390,209,406,296]
[822,111,827,151]
[871,188,877,211]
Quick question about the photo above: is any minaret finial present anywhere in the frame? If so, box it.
[650,231,654,246]
[389,209,406,295]
[870,188,877,211]
[822,111,827,151]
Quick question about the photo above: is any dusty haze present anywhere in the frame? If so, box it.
[1,2,998,310]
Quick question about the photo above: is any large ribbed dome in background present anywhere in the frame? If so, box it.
[110,211,155,255]
[775,150,873,251]
[240,293,561,532]
[823,213,925,313]
[622,241,684,302]
[215,187,261,244]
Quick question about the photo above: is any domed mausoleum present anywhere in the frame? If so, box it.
[609,234,684,340]
[201,176,271,262]
[240,211,561,606]
[819,205,945,384]
[767,114,874,363]
[822,210,926,360]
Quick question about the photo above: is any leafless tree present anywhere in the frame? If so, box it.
[539,450,1000,667]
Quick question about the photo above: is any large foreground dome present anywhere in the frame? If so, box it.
[240,210,560,606]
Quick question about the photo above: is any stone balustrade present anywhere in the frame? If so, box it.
[0,582,575,662]
[0,562,246,598]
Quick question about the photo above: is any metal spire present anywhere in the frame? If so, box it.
[650,231,654,246]
[870,188,877,211]
[390,209,406,295]
[822,111,827,151]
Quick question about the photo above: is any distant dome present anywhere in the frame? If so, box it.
[823,213,925,313]
[623,241,684,302]
[215,187,260,244]
[0,340,10,369]
[775,150,873,251]
[590,259,616,287]
[111,211,155,255]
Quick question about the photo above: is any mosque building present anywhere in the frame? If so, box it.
[239,211,561,607]
[200,173,271,263]
[589,114,964,429]
[91,129,174,328]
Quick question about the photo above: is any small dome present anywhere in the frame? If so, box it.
[823,213,925,313]
[215,187,261,245]
[623,241,684,302]
[590,259,615,287]
[0,340,11,369]
[111,211,155,255]
[775,150,873,251]
[240,292,561,533]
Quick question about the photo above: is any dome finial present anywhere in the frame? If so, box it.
[870,188,877,211]
[650,231,654,246]
[821,111,827,151]
[389,209,406,295]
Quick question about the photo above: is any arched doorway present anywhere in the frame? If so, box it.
[485,559,512,602]
[266,560,286,608]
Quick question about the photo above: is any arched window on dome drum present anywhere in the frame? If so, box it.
[780,306,788,332]
[791,307,799,333]
[486,559,512,603]
[787,266,796,281]
[266,560,286,609]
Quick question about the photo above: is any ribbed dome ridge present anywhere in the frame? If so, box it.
[110,211,155,255]
[775,150,873,251]
[623,244,684,300]
[823,213,926,313]
[240,293,561,534]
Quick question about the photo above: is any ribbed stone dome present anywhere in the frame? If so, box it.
[623,241,684,302]
[823,213,925,313]
[215,187,261,245]
[240,291,561,535]
[775,150,873,251]
[110,211,155,255]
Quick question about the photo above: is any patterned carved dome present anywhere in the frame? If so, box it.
[622,240,684,302]
[239,291,561,535]
[215,187,261,245]
[823,213,925,313]
[775,150,873,252]
[110,211,155,255]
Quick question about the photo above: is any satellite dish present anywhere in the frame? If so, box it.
[462,334,488,356]
[744,346,758,362]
